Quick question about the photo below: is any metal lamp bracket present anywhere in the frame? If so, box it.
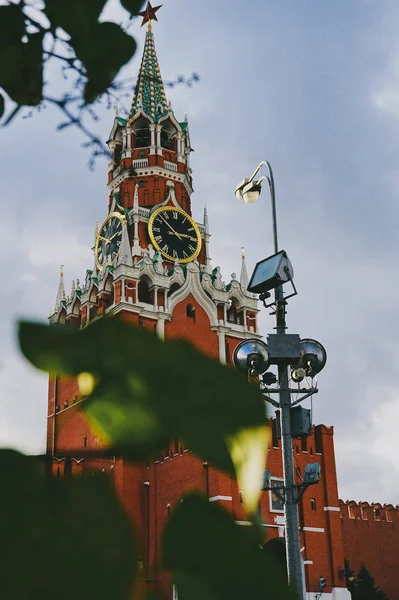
[263,479,319,504]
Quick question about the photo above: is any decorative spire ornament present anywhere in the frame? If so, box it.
[240,247,249,292]
[117,222,133,268]
[139,2,162,28]
[54,264,66,313]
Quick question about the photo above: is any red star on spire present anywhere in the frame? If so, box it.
[139,2,162,27]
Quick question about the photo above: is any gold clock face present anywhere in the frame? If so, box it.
[148,206,202,263]
[95,212,126,270]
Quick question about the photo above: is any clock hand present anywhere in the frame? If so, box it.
[98,235,110,244]
[176,233,197,241]
[109,231,121,241]
[167,232,197,241]
[159,215,182,240]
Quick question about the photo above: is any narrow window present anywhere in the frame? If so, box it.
[186,304,196,321]
[239,491,243,504]
[225,340,230,363]
[310,498,317,511]
[272,420,279,448]
[173,437,179,454]
[301,435,308,452]
[310,447,314,456]
[83,436,87,448]
[138,278,151,303]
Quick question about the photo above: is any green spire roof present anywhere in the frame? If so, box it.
[130,27,168,121]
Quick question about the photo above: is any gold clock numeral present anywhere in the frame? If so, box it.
[162,244,169,253]
[155,235,162,243]
[188,227,194,232]
[172,211,178,219]
[172,249,178,258]
[153,227,160,232]
[189,244,195,253]
[183,250,188,258]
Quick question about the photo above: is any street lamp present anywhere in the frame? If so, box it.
[234,161,326,600]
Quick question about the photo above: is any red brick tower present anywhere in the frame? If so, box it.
[46,7,351,599]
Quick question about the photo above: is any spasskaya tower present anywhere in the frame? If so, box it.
[45,6,355,599]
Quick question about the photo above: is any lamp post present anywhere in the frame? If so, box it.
[235,162,305,599]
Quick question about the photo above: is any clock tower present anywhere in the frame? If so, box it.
[46,6,350,599]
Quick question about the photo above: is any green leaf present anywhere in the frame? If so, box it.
[0,450,137,600]
[0,32,44,106]
[120,0,146,17]
[77,22,137,104]
[45,0,109,38]
[18,319,267,474]
[0,5,26,49]
[46,0,137,104]
[162,493,293,600]
[0,92,4,119]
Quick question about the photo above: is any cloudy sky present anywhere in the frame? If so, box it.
[2,0,399,504]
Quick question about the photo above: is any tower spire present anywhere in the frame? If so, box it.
[130,3,167,120]
[54,265,66,313]
[240,247,249,291]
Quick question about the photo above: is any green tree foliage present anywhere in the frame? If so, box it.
[0,0,141,110]
[349,564,389,600]
[0,0,198,166]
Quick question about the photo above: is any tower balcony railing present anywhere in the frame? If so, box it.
[164,160,178,172]
[133,158,149,168]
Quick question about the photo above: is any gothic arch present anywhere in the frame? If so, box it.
[168,263,218,327]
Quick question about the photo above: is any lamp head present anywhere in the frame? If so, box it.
[242,181,262,204]
[235,179,263,203]
[233,339,269,376]
[235,179,248,201]
[291,339,327,379]
[248,250,294,294]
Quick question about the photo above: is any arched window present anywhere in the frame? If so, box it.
[134,118,150,148]
[160,121,177,150]
[114,144,121,164]
[186,304,196,321]
[310,498,317,511]
[138,277,151,303]
[227,298,240,324]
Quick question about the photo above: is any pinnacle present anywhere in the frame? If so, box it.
[130,26,168,120]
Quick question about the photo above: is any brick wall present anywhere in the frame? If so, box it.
[340,499,399,599]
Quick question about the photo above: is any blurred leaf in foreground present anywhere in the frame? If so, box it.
[18,319,268,474]
[162,493,293,600]
[0,450,137,600]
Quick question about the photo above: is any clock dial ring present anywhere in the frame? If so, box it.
[95,211,126,270]
[148,206,202,264]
